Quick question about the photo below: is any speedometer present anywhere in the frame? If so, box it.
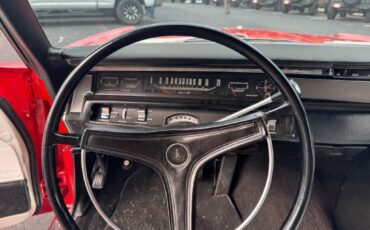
[147,76,225,96]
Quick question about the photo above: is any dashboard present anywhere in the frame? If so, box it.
[66,70,301,143]
[97,72,277,99]
[64,64,370,149]
[87,72,284,128]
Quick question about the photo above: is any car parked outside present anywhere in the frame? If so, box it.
[29,0,150,25]
[327,0,370,22]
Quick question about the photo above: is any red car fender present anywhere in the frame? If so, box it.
[65,26,370,47]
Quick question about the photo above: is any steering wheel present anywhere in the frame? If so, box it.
[42,24,315,230]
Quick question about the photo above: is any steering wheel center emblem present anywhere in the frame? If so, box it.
[166,143,189,166]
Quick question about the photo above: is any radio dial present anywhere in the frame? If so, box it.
[165,114,199,126]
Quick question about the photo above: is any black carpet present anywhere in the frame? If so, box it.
[76,160,138,230]
[232,156,333,230]
[77,156,333,230]
[107,167,169,230]
[106,167,241,230]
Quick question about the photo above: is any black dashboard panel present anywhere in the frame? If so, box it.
[95,72,277,101]
[88,72,282,129]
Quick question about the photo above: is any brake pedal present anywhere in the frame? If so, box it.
[92,170,107,189]
[91,154,107,189]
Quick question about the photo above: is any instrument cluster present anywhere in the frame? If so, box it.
[97,72,278,100]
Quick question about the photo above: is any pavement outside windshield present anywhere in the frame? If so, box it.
[36,2,370,47]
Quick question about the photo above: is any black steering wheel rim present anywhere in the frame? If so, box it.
[42,23,315,230]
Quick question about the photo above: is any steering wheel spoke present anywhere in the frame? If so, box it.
[81,112,266,169]
[162,168,193,230]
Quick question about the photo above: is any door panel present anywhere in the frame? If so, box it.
[0,63,75,226]
[0,63,75,217]
[0,26,74,227]
[0,108,37,228]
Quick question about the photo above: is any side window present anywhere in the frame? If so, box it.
[0,29,22,62]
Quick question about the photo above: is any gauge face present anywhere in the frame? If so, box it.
[227,81,249,96]
[99,76,119,91]
[255,80,277,98]
[148,76,224,96]
[120,77,142,92]
[122,78,140,89]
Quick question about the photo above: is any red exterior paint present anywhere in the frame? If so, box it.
[222,28,370,43]
[329,33,370,43]
[0,62,74,214]
[65,26,370,47]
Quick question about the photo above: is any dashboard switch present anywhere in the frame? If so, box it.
[121,108,127,120]
[100,107,110,119]
[267,119,277,134]
[109,107,121,122]
[137,108,147,122]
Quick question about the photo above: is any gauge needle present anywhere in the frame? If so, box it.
[153,84,170,94]
[264,80,273,95]
[230,89,237,96]
[264,80,269,93]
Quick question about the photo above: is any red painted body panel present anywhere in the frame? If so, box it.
[0,62,74,214]
[66,26,370,47]
[223,28,370,43]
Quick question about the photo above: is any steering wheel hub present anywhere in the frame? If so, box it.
[166,143,190,166]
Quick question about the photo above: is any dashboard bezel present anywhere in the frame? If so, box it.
[93,71,278,102]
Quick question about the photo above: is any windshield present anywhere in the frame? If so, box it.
[28,0,370,47]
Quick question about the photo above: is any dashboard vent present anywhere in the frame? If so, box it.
[332,67,370,79]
